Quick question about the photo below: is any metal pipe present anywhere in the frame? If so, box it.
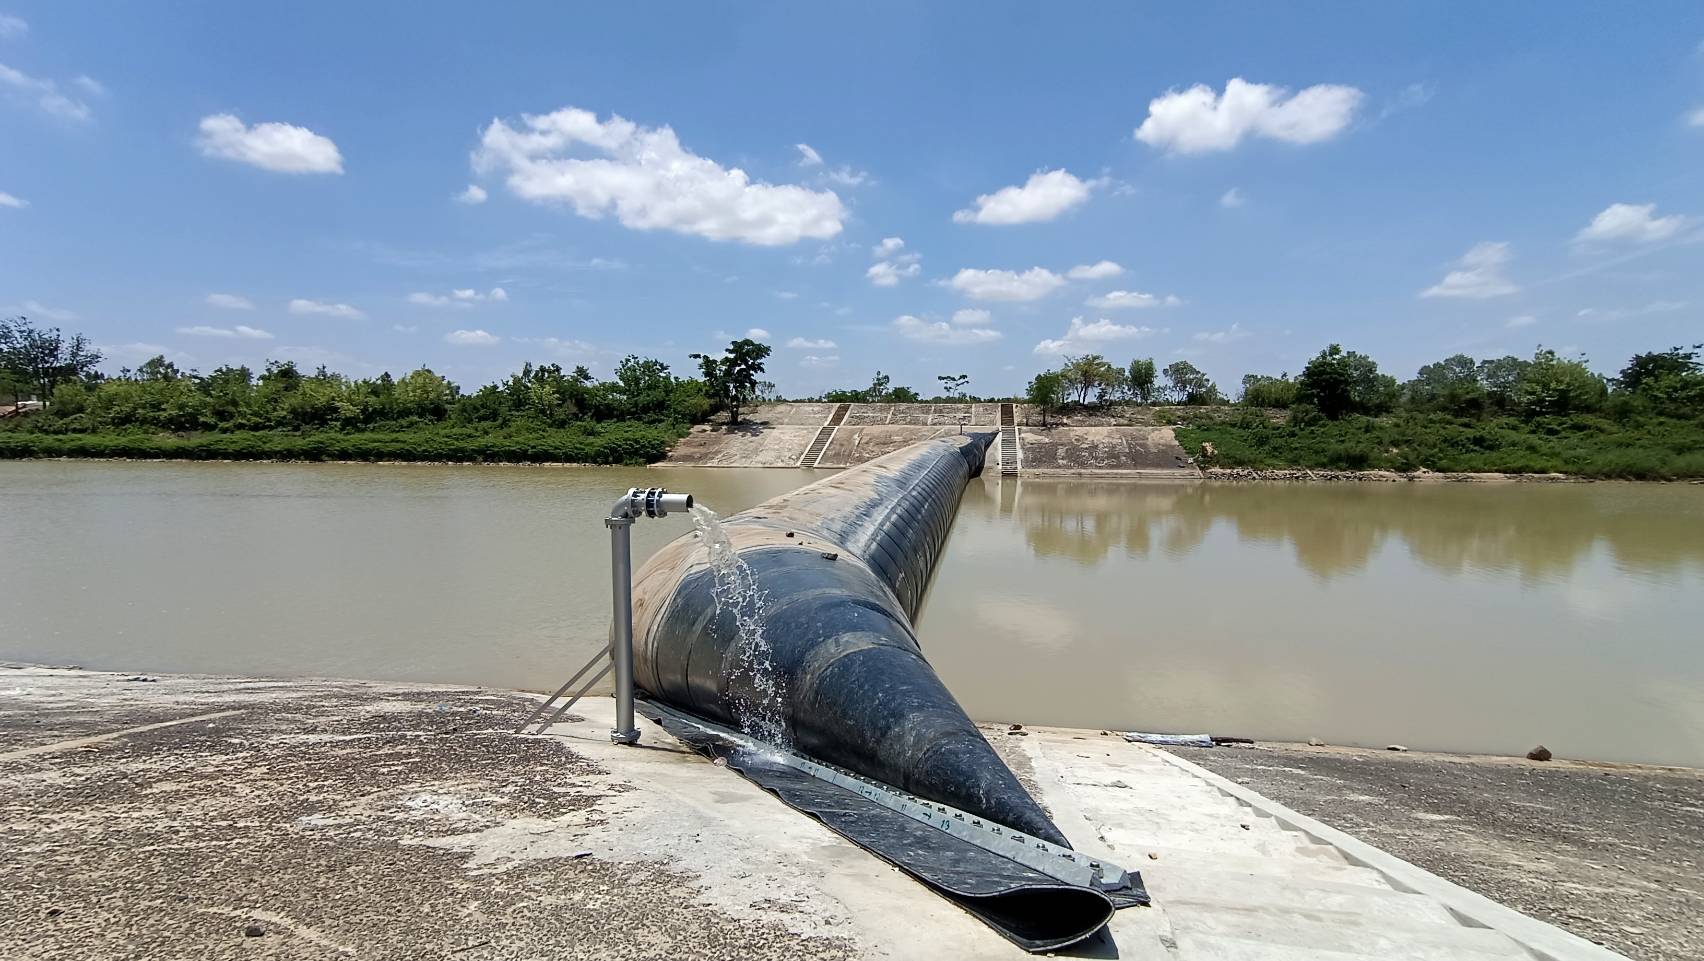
[606,514,639,744]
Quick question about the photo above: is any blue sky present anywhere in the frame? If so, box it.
[3,2,1702,398]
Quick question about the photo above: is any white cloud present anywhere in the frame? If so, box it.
[1506,314,1538,328]
[1135,77,1364,154]
[0,61,93,121]
[796,143,823,166]
[392,324,419,334]
[19,299,76,321]
[867,255,922,287]
[1193,322,1249,344]
[196,114,344,174]
[72,75,105,97]
[516,335,597,356]
[894,314,1003,345]
[1574,202,1692,245]
[1576,301,1686,322]
[0,14,27,38]
[824,165,869,188]
[951,308,992,327]
[205,292,254,310]
[1689,106,1704,128]
[289,298,365,319]
[746,328,770,339]
[787,337,838,349]
[445,328,500,346]
[947,267,1065,302]
[175,324,273,340]
[1420,242,1519,299]
[1067,260,1124,280]
[0,190,25,208]
[952,169,1096,225]
[1032,316,1165,354]
[408,287,508,307]
[1085,289,1182,310]
[474,106,845,246]
[1219,187,1245,208]
[800,354,839,369]
[872,236,905,258]
[456,184,488,205]
[773,290,798,300]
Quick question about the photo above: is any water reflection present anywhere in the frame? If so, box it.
[976,479,1704,582]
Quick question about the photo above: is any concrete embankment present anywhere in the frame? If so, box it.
[665,403,1200,476]
[2,665,1649,960]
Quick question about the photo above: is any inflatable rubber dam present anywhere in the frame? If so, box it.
[627,434,1146,951]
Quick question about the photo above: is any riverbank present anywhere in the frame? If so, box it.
[1170,740,1704,961]
[2,665,1669,959]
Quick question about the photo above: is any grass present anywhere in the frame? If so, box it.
[0,421,687,465]
[1173,411,1704,480]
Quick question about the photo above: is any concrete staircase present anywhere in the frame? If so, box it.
[798,403,850,468]
[997,403,1019,475]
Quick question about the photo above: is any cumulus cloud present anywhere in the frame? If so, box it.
[1067,260,1124,280]
[515,336,597,356]
[393,324,419,334]
[867,254,921,287]
[0,190,25,208]
[1690,107,1704,128]
[445,328,500,346]
[800,354,840,369]
[176,324,273,340]
[795,143,823,166]
[408,287,508,307]
[456,184,488,204]
[872,236,905,258]
[0,61,94,121]
[893,314,1002,345]
[953,169,1098,225]
[1574,203,1693,245]
[951,308,992,326]
[289,298,365,319]
[0,14,27,38]
[1135,77,1363,154]
[205,292,254,310]
[823,165,869,188]
[787,337,838,349]
[1193,322,1249,344]
[474,106,845,246]
[1219,187,1245,208]
[947,267,1065,302]
[1032,316,1165,354]
[19,299,76,320]
[196,114,344,174]
[1085,289,1182,310]
[1420,242,1518,299]
[746,327,770,339]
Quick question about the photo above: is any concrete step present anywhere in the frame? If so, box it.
[1165,904,1532,961]
[1103,827,1343,863]
[1151,868,1460,929]
[1175,933,1447,961]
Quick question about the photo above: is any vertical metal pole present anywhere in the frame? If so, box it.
[606,515,640,744]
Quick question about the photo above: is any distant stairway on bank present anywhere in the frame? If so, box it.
[998,403,1020,475]
[799,403,851,468]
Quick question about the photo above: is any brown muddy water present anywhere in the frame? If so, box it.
[2,462,1701,767]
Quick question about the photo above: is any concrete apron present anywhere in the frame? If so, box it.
[549,697,1629,961]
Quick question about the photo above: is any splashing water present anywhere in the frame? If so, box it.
[689,505,790,747]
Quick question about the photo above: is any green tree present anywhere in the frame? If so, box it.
[1061,354,1118,404]
[1475,355,1532,414]
[0,316,104,405]
[612,355,676,420]
[1617,345,1702,395]
[1026,370,1065,426]
[866,370,891,402]
[1296,345,1391,418]
[690,338,772,426]
[888,385,921,403]
[1404,354,1484,414]
[1127,358,1157,405]
[1515,347,1607,417]
[936,373,970,398]
[1240,374,1297,408]
[394,368,459,420]
[1163,360,1221,405]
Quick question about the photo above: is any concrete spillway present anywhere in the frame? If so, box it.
[628,435,1143,951]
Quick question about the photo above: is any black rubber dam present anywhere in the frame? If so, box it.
[629,434,1146,951]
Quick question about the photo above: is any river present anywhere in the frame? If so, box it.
[3,461,1701,767]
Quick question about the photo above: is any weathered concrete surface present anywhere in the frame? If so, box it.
[3,666,1633,960]
[666,404,1200,474]
[1171,741,1703,961]
[1016,425,1198,476]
